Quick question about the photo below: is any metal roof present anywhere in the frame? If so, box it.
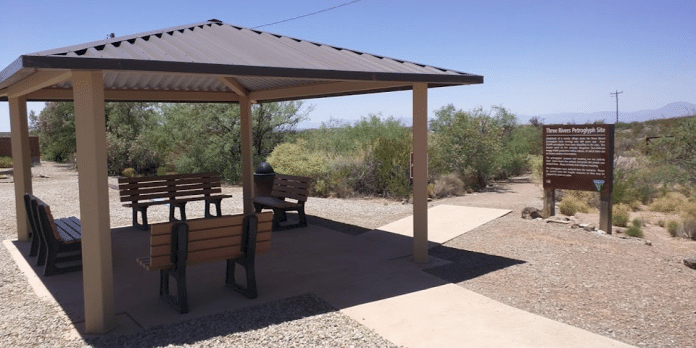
[0,19,482,102]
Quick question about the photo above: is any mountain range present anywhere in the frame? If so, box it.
[519,102,696,125]
[298,102,695,130]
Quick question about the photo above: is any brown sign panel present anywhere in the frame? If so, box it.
[543,124,614,192]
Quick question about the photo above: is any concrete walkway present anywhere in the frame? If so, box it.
[5,205,634,347]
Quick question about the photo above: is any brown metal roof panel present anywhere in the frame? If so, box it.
[145,34,199,62]
[162,31,215,63]
[219,29,296,68]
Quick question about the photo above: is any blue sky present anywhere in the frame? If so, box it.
[1,0,694,131]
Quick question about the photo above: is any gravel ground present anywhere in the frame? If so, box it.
[2,162,696,347]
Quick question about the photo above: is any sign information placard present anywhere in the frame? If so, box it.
[543,124,614,192]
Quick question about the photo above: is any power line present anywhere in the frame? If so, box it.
[610,90,623,123]
[253,0,362,29]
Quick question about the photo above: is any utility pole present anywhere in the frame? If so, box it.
[611,90,623,123]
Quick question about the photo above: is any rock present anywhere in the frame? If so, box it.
[684,258,696,270]
[583,224,596,232]
[644,240,652,246]
[522,207,543,220]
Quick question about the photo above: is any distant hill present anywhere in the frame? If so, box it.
[520,102,696,125]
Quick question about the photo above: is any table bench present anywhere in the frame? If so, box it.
[253,174,312,230]
[24,193,82,276]
[118,172,232,230]
[137,212,273,313]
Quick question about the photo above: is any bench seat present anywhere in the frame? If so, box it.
[253,174,311,230]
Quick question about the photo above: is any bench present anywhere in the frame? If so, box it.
[24,193,82,276]
[137,212,273,313]
[253,174,312,230]
[118,172,232,230]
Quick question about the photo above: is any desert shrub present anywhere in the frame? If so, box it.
[667,220,679,237]
[368,134,412,198]
[527,155,543,183]
[559,191,596,216]
[156,166,168,176]
[433,173,465,199]
[0,156,12,168]
[612,203,631,227]
[559,194,592,216]
[122,168,136,177]
[625,220,644,238]
[678,218,696,240]
[267,139,330,180]
[629,200,642,211]
[649,193,688,213]
[658,219,665,227]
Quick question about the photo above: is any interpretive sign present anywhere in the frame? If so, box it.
[543,124,614,192]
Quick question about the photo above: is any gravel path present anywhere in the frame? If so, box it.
[2,162,695,347]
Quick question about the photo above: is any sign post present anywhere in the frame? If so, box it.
[542,124,614,233]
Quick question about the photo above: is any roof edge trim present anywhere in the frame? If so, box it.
[20,55,484,84]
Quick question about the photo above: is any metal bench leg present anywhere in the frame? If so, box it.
[133,206,149,230]
[160,222,189,313]
[226,259,257,299]
[298,206,308,227]
[226,214,258,299]
[170,203,187,222]
[205,199,223,218]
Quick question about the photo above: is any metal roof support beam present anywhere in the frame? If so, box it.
[412,83,428,263]
[239,95,254,214]
[218,76,249,97]
[9,95,32,241]
[7,70,72,98]
[249,81,411,101]
[72,70,116,334]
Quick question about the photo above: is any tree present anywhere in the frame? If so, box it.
[35,102,76,162]
[430,105,504,189]
[651,115,696,183]
[152,101,310,182]
[252,101,311,158]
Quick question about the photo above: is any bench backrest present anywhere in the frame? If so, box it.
[146,212,273,270]
[271,174,312,203]
[118,172,223,203]
[30,195,81,244]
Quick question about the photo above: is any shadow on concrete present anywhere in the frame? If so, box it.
[9,214,523,346]
[424,244,526,283]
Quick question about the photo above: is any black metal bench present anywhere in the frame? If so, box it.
[24,193,82,276]
[118,172,232,230]
[253,174,312,230]
[137,212,273,313]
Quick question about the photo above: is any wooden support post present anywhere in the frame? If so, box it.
[599,190,612,234]
[72,70,116,333]
[8,96,32,241]
[543,188,555,218]
[240,96,254,214]
[412,83,428,263]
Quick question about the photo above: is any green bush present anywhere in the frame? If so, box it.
[667,220,679,237]
[625,225,644,238]
[267,139,330,184]
[0,156,12,168]
[612,203,631,227]
[122,168,137,177]
[156,166,168,176]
